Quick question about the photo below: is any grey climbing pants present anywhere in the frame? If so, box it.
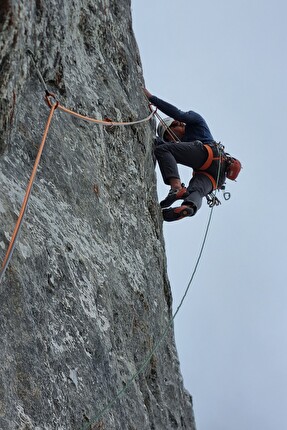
[154,140,214,212]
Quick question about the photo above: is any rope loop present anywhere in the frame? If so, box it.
[45,92,59,110]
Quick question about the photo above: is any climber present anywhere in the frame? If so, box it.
[144,88,229,222]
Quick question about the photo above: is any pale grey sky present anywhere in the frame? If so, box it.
[132,1,287,429]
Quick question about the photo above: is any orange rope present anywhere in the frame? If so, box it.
[0,100,58,283]
[46,94,156,126]
[0,93,156,283]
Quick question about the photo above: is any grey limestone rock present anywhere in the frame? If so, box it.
[0,1,196,429]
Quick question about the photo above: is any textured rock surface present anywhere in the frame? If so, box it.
[0,1,196,429]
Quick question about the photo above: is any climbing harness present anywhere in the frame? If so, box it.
[148,107,242,205]
[195,143,242,188]
[199,143,222,171]
[0,54,157,284]
[194,142,225,191]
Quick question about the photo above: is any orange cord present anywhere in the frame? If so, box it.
[0,93,156,282]
[45,93,156,126]
[0,100,58,280]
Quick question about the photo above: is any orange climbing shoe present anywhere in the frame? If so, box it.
[162,205,195,222]
[160,184,189,208]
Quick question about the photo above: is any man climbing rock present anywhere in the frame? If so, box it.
[144,88,228,222]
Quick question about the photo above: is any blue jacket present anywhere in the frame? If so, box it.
[149,95,215,144]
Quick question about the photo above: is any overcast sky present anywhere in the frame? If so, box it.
[132,1,287,429]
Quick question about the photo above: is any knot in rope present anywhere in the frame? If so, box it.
[45,92,59,110]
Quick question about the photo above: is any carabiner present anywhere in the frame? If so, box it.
[223,192,231,200]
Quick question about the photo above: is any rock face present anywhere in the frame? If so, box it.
[0,1,196,429]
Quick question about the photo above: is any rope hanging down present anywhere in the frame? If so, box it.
[0,91,156,284]
[82,209,215,429]
[81,157,223,429]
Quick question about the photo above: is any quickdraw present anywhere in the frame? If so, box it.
[206,193,221,207]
